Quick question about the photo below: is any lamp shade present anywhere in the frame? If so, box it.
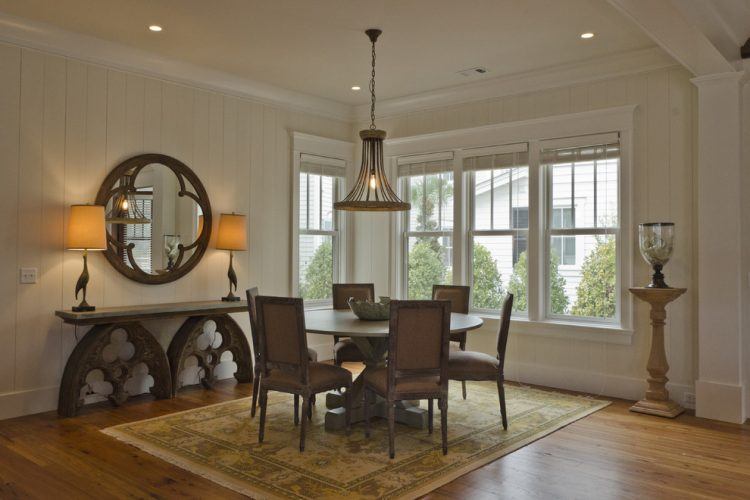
[216,213,247,251]
[66,204,107,251]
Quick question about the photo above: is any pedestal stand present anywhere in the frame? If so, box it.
[629,287,686,418]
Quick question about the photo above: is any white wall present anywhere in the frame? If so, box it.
[0,42,350,419]
[353,66,698,404]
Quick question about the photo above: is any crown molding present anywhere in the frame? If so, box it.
[356,46,677,121]
[0,12,352,122]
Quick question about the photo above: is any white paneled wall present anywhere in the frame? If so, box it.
[0,43,350,419]
[353,66,697,403]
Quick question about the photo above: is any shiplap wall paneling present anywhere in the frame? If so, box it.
[0,44,21,395]
[0,41,352,419]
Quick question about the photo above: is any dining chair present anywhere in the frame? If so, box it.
[332,283,375,366]
[246,288,319,419]
[432,285,471,399]
[363,299,451,459]
[254,295,352,451]
[448,293,513,430]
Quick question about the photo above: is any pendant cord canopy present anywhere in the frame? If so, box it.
[334,29,410,212]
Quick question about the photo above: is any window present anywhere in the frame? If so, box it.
[466,147,529,313]
[297,159,343,303]
[119,189,153,273]
[390,115,629,334]
[399,156,454,300]
[544,141,619,320]
[551,207,575,265]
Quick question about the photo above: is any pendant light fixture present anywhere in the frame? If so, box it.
[334,29,410,212]
[105,173,151,224]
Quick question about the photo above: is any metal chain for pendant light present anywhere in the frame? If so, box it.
[369,36,377,130]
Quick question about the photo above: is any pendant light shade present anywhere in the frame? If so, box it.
[105,173,151,224]
[334,29,410,212]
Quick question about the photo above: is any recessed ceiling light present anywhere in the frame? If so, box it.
[149,25,163,32]
[580,32,594,39]
[351,85,361,91]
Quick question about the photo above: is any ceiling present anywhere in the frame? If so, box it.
[0,0,655,105]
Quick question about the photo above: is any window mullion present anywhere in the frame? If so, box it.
[527,140,541,322]
[490,169,495,230]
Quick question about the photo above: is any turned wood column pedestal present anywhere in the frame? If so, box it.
[629,287,686,418]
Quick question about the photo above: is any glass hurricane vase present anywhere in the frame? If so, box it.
[638,222,674,288]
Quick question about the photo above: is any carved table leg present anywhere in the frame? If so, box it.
[167,314,253,396]
[324,336,428,431]
[58,322,171,417]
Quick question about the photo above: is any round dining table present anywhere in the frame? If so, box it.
[304,308,483,431]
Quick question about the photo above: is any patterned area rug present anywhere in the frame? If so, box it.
[103,382,609,499]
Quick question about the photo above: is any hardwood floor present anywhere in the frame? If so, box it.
[0,367,748,499]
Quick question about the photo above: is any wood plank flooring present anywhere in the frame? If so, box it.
[0,367,748,499]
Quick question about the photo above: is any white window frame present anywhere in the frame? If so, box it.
[291,132,354,307]
[542,134,621,325]
[385,106,634,344]
[465,144,530,315]
[396,152,455,299]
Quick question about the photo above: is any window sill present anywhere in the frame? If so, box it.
[304,302,332,311]
[473,313,633,345]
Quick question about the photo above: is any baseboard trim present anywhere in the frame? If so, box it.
[695,379,746,423]
[0,385,59,421]
[1,357,689,421]
[505,361,693,407]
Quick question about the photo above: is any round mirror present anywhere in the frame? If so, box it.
[95,154,212,284]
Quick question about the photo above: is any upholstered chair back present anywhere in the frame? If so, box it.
[432,285,470,314]
[388,300,450,381]
[255,296,309,382]
[332,283,375,309]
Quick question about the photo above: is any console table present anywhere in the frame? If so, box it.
[55,301,253,417]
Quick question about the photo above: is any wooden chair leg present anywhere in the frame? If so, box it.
[258,388,268,443]
[344,385,352,433]
[439,397,448,455]
[300,395,310,452]
[460,336,468,399]
[308,395,313,421]
[497,378,508,430]
[363,387,371,438]
[428,398,434,435]
[388,401,396,459]
[250,372,260,418]
[294,394,300,426]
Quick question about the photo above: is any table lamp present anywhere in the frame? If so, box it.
[216,213,247,302]
[66,204,107,311]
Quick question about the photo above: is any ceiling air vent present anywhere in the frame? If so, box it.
[457,67,489,77]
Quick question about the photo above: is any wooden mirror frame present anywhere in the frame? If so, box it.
[95,153,212,285]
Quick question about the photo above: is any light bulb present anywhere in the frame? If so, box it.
[122,199,129,210]
[369,174,377,189]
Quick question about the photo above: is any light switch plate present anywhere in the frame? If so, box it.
[20,267,37,284]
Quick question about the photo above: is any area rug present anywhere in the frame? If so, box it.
[102,382,609,499]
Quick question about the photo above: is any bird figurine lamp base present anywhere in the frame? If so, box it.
[73,249,96,312]
[221,250,241,302]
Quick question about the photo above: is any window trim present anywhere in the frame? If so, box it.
[396,155,455,300]
[291,132,354,307]
[385,106,634,339]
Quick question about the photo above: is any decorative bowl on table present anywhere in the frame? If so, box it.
[347,296,391,321]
